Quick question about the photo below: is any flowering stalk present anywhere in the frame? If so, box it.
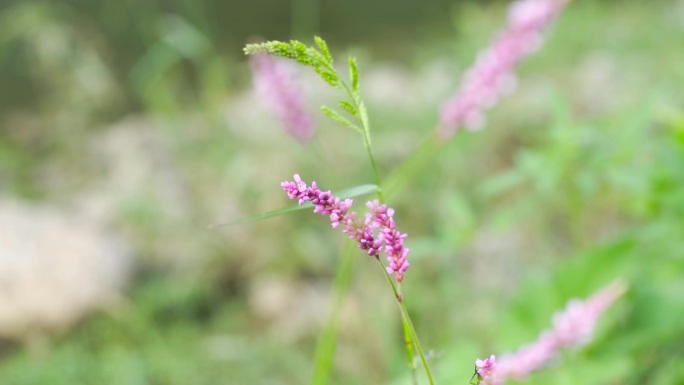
[281,174,433,384]
[474,280,627,384]
[250,53,315,142]
[438,0,567,138]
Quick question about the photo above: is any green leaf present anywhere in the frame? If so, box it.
[321,106,362,133]
[209,184,378,228]
[339,100,357,116]
[348,57,359,93]
[311,242,357,385]
[336,183,379,199]
[314,36,332,65]
[208,202,313,228]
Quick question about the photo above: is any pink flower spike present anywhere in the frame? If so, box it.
[496,280,627,381]
[281,176,411,281]
[251,53,315,142]
[438,0,567,139]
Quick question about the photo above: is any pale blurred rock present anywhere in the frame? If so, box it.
[0,198,130,338]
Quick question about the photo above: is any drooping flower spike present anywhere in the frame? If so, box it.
[281,174,410,282]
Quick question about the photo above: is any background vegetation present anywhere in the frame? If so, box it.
[1,0,683,384]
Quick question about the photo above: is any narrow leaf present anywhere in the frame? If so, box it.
[336,184,378,199]
[209,184,378,228]
[310,242,357,385]
[208,202,313,228]
[321,106,362,133]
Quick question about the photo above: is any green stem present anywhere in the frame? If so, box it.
[377,259,435,385]
[318,59,384,202]
[403,319,419,385]
[340,80,385,201]
[399,297,434,385]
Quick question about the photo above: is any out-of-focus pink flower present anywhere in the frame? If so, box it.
[475,355,501,385]
[494,280,627,381]
[281,175,410,282]
[251,53,315,142]
[438,0,567,138]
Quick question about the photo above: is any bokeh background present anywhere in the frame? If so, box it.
[1,0,683,383]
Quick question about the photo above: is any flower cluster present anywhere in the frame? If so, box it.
[474,355,501,385]
[251,53,315,142]
[281,174,410,282]
[438,0,567,138]
[475,281,626,383]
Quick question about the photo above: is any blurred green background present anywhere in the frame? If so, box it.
[1,0,683,384]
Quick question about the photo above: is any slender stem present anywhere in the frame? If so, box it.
[339,80,385,201]
[377,260,435,385]
[318,59,385,201]
[399,296,434,385]
[403,319,419,385]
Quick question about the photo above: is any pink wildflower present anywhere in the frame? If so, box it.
[494,280,627,381]
[366,200,410,282]
[438,0,567,138]
[251,53,315,142]
[475,355,501,385]
[281,175,410,281]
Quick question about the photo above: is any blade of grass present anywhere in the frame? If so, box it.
[208,184,378,228]
[311,241,357,385]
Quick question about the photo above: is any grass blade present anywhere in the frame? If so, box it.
[310,242,357,385]
[209,184,379,229]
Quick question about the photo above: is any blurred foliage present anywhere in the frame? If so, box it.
[1,0,683,384]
